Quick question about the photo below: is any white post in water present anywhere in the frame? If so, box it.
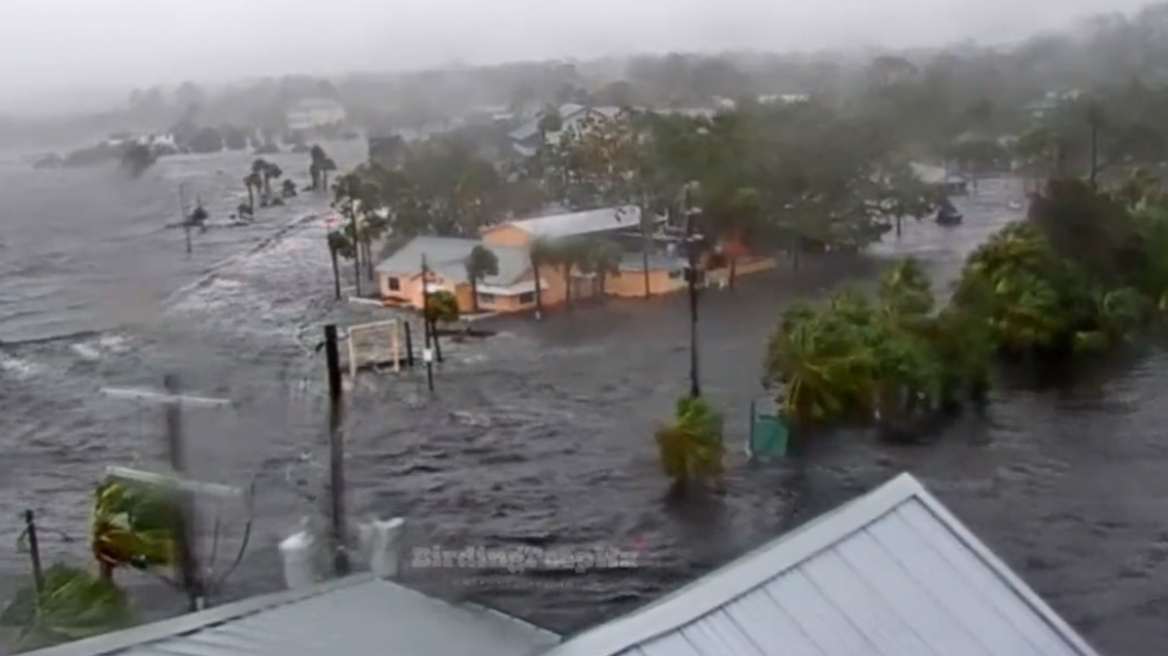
[279,527,317,590]
[359,518,405,580]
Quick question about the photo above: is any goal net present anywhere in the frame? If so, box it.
[346,320,403,377]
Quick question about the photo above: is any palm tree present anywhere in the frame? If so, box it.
[309,145,338,192]
[464,245,500,312]
[261,161,283,202]
[578,239,623,296]
[327,230,352,300]
[243,173,261,211]
[90,480,177,582]
[528,236,557,319]
[557,238,585,310]
[654,396,724,491]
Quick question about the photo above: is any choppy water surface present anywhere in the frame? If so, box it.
[1,157,1166,656]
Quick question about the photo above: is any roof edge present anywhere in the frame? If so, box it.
[544,473,924,656]
[25,575,378,656]
[911,487,1103,656]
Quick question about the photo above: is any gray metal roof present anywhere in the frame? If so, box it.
[25,575,559,656]
[509,206,647,240]
[544,473,1102,656]
[374,236,530,286]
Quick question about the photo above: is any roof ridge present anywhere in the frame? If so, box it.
[543,474,924,656]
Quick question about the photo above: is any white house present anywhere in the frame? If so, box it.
[286,98,347,132]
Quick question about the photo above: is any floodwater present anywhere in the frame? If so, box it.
[1,150,1166,656]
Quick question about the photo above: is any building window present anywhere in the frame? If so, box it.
[518,292,535,304]
[387,277,401,291]
[477,293,497,305]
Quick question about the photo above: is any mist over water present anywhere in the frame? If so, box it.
[1,149,1166,656]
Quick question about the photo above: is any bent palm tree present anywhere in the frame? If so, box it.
[90,480,177,581]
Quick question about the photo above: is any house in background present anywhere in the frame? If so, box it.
[507,104,623,157]
[374,206,685,314]
[375,237,543,314]
[286,98,347,134]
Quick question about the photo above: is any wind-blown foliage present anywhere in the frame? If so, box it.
[0,564,132,652]
[91,480,178,579]
[654,396,725,486]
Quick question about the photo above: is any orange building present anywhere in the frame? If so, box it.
[374,205,765,315]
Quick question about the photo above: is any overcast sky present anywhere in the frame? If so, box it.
[0,0,1154,112]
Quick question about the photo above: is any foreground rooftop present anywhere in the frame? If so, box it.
[22,474,1100,656]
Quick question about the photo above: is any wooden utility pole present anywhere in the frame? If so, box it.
[101,376,233,611]
[683,192,702,398]
[323,325,350,576]
[163,374,202,611]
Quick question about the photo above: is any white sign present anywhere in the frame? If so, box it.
[422,348,434,364]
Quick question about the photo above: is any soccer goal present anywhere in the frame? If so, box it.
[346,319,404,377]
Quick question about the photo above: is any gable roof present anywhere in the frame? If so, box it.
[507,104,607,142]
[502,206,651,240]
[374,236,529,286]
[544,473,1101,656]
[25,575,559,656]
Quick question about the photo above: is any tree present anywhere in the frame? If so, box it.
[464,245,500,312]
[90,480,177,581]
[333,171,384,296]
[118,144,156,178]
[243,172,262,212]
[326,230,352,301]
[310,145,337,192]
[578,239,624,295]
[282,178,297,198]
[528,237,557,319]
[654,396,724,491]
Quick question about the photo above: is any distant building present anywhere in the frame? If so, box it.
[285,98,347,133]
[1025,90,1083,119]
[507,103,623,157]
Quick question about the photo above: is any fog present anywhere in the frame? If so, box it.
[1,0,1153,112]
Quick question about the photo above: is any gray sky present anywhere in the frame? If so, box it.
[1,0,1153,112]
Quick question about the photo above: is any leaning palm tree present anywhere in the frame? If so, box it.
[90,479,177,581]
[464,245,500,312]
[242,173,260,211]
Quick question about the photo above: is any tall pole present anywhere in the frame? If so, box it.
[420,254,435,392]
[323,325,350,576]
[163,374,204,611]
[23,510,44,594]
[684,192,702,398]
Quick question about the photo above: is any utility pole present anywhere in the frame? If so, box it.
[22,510,44,594]
[420,254,435,392]
[101,377,233,612]
[683,188,702,398]
[322,325,350,576]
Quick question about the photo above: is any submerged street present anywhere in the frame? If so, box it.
[1,167,1166,655]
